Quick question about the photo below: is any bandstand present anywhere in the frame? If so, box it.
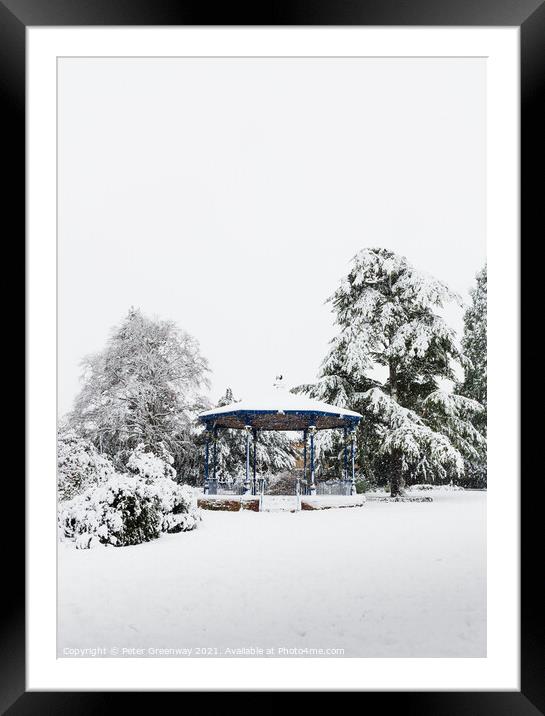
[198,389,362,496]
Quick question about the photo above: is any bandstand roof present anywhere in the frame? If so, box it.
[199,389,362,431]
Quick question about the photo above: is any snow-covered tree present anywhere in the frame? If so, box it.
[459,266,487,424]
[457,265,487,484]
[298,247,486,495]
[420,390,485,476]
[69,308,210,479]
[126,442,177,481]
[57,426,115,501]
[211,388,298,483]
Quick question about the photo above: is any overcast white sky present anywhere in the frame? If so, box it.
[58,57,485,416]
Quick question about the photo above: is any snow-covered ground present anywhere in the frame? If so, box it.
[58,490,486,658]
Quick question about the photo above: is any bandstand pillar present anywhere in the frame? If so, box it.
[303,429,307,492]
[309,425,316,496]
[212,426,218,484]
[243,425,252,495]
[203,432,210,494]
[350,428,357,495]
[343,427,348,482]
[252,428,258,495]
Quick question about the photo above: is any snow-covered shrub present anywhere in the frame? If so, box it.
[59,475,162,549]
[57,428,115,501]
[150,479,200,533]
[59,473,200,549]
[126,442,176,481]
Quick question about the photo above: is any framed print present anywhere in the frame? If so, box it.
[5,0,541,709]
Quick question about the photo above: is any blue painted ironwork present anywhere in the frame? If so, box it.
[252,428,257,495]
[350,429,356,495]
[199,408,361,431]
[303,428,307,482]
[317,480,352,496]
[343,426,348,482]
[210,481,245,496]
[244,425,251,494]
[204,435,210,494]
[309,425,316,495]
[200,402,362,499]
[212,426,217,482]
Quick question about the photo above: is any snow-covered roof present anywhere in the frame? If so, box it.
[199,388,362,431]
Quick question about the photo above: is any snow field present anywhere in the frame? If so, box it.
[58,490,486,658]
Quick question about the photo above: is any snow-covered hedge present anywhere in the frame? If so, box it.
[59,475,200,549]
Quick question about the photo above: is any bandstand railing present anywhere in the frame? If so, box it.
[206,476,354,497]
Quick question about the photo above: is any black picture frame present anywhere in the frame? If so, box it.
[5,0,540,710]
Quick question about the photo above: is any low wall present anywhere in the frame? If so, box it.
[197,496,260,512]
[197,494,365,512]
[300,495,366,511]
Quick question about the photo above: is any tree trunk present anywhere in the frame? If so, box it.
[389,360,398,401]
[390,472,406,497]
[389,451,405,497]
[388,361,404,496]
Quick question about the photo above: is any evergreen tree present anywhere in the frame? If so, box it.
[458,265,487,485]
[299,248,485,495]
[69,308,210,478]
[212,388,298,483]
[459,266,487,423]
